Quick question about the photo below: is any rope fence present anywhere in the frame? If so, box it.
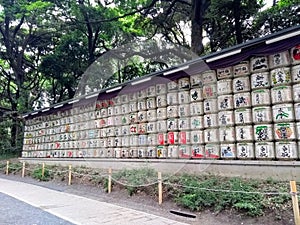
[1,160,300,224]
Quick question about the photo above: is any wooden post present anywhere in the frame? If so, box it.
[158,172,162,205]
[290,181,300,225]
[108,168,112,193]
[6,161,9,175]
[68,165,72,186]
[21,162,25,178]
[42,163,45,178]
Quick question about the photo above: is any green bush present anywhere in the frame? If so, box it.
[112,168,157,196]
[32,167,52,181]
[172,175,264,216]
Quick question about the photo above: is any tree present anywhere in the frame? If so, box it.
[0,0,57,149]
[252,0,300,36]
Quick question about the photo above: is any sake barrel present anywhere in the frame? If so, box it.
[129,102,137,112]
[121,103,129,115]
[291,44,300,65]
[147,85,156,97]
[203,83,217,99]
[202,70,217,84]
[137,148,146,158]
[178,117,190,130]
[271,86,292,104]
[179,145,191,158]
[147,133,157,145]
[178,77,190,90]
[147,146,157,158]
[178,104,190,118]
[137,99,147,111]
[294,103,300,121]
[179,92,193,108]
[146,110,157,122]
[157,108,167,119]
[129,124,138,135]
[274,123,296,140]
[218,94,234,111]
[237,142,254,159]
[255,142,275,159]
[167,105,178,118]
[190,102,204,116]
[204,128,219,143]
[121,136,129,147]
[190,116,204,130]
[167,145,179,158]
[137,123,147,134]
[293,83,300,102]
[252,106,272,124]
[234,108,252,125]
[156,120,167,132]
[120,94,128,104]
[234,92,251,108]
[250,56,269,73]
[191,130,204,144]
[157,133,168,145]
[156,95,167,107]
[191,145,205,159]
[235,125,253,142]
[275,141,298,159]
[179,131,191,144]
[220,143,236,158]
[270,67,291,86]
[167,92,179,105]
[219,126,235,142]
[218,110,235,126]
[138,134,148,146]
[167,81,178,92]
[137,89,147,99]
[205,143,220,159]
[269,51,290,69]
[128,92,137,102]
[190,88,203,102]
[217,66,233,79]
[190,73,202,87]
[122,125,130,136]
[251,89,271,106]
[233,77,250,93]
[233,61,250,77]
[203,98,218,114]
[167,118,178,131]
[203,113,218,128]
[137,111,147,123]
[254,124,273,141]
[157,145,167,158]
[156,83,167,95]
[146,97,156,109]
[217,79,233,95]
[272,104,294,122]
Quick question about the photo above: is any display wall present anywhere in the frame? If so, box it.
[22,44,300,160]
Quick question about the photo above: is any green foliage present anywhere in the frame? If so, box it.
[172,175,264,216]
[112,168,157,196]
[32,166,52,181]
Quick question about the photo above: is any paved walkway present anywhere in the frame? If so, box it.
[0,178,189,225]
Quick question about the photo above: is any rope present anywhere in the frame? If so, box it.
[110,176,158,188]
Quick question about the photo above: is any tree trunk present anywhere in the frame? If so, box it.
[233,0,243,44]
[191,0,210,55]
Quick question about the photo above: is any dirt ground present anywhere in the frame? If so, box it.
[0,172,296,225]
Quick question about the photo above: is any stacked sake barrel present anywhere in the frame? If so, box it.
[21,44,300,160]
